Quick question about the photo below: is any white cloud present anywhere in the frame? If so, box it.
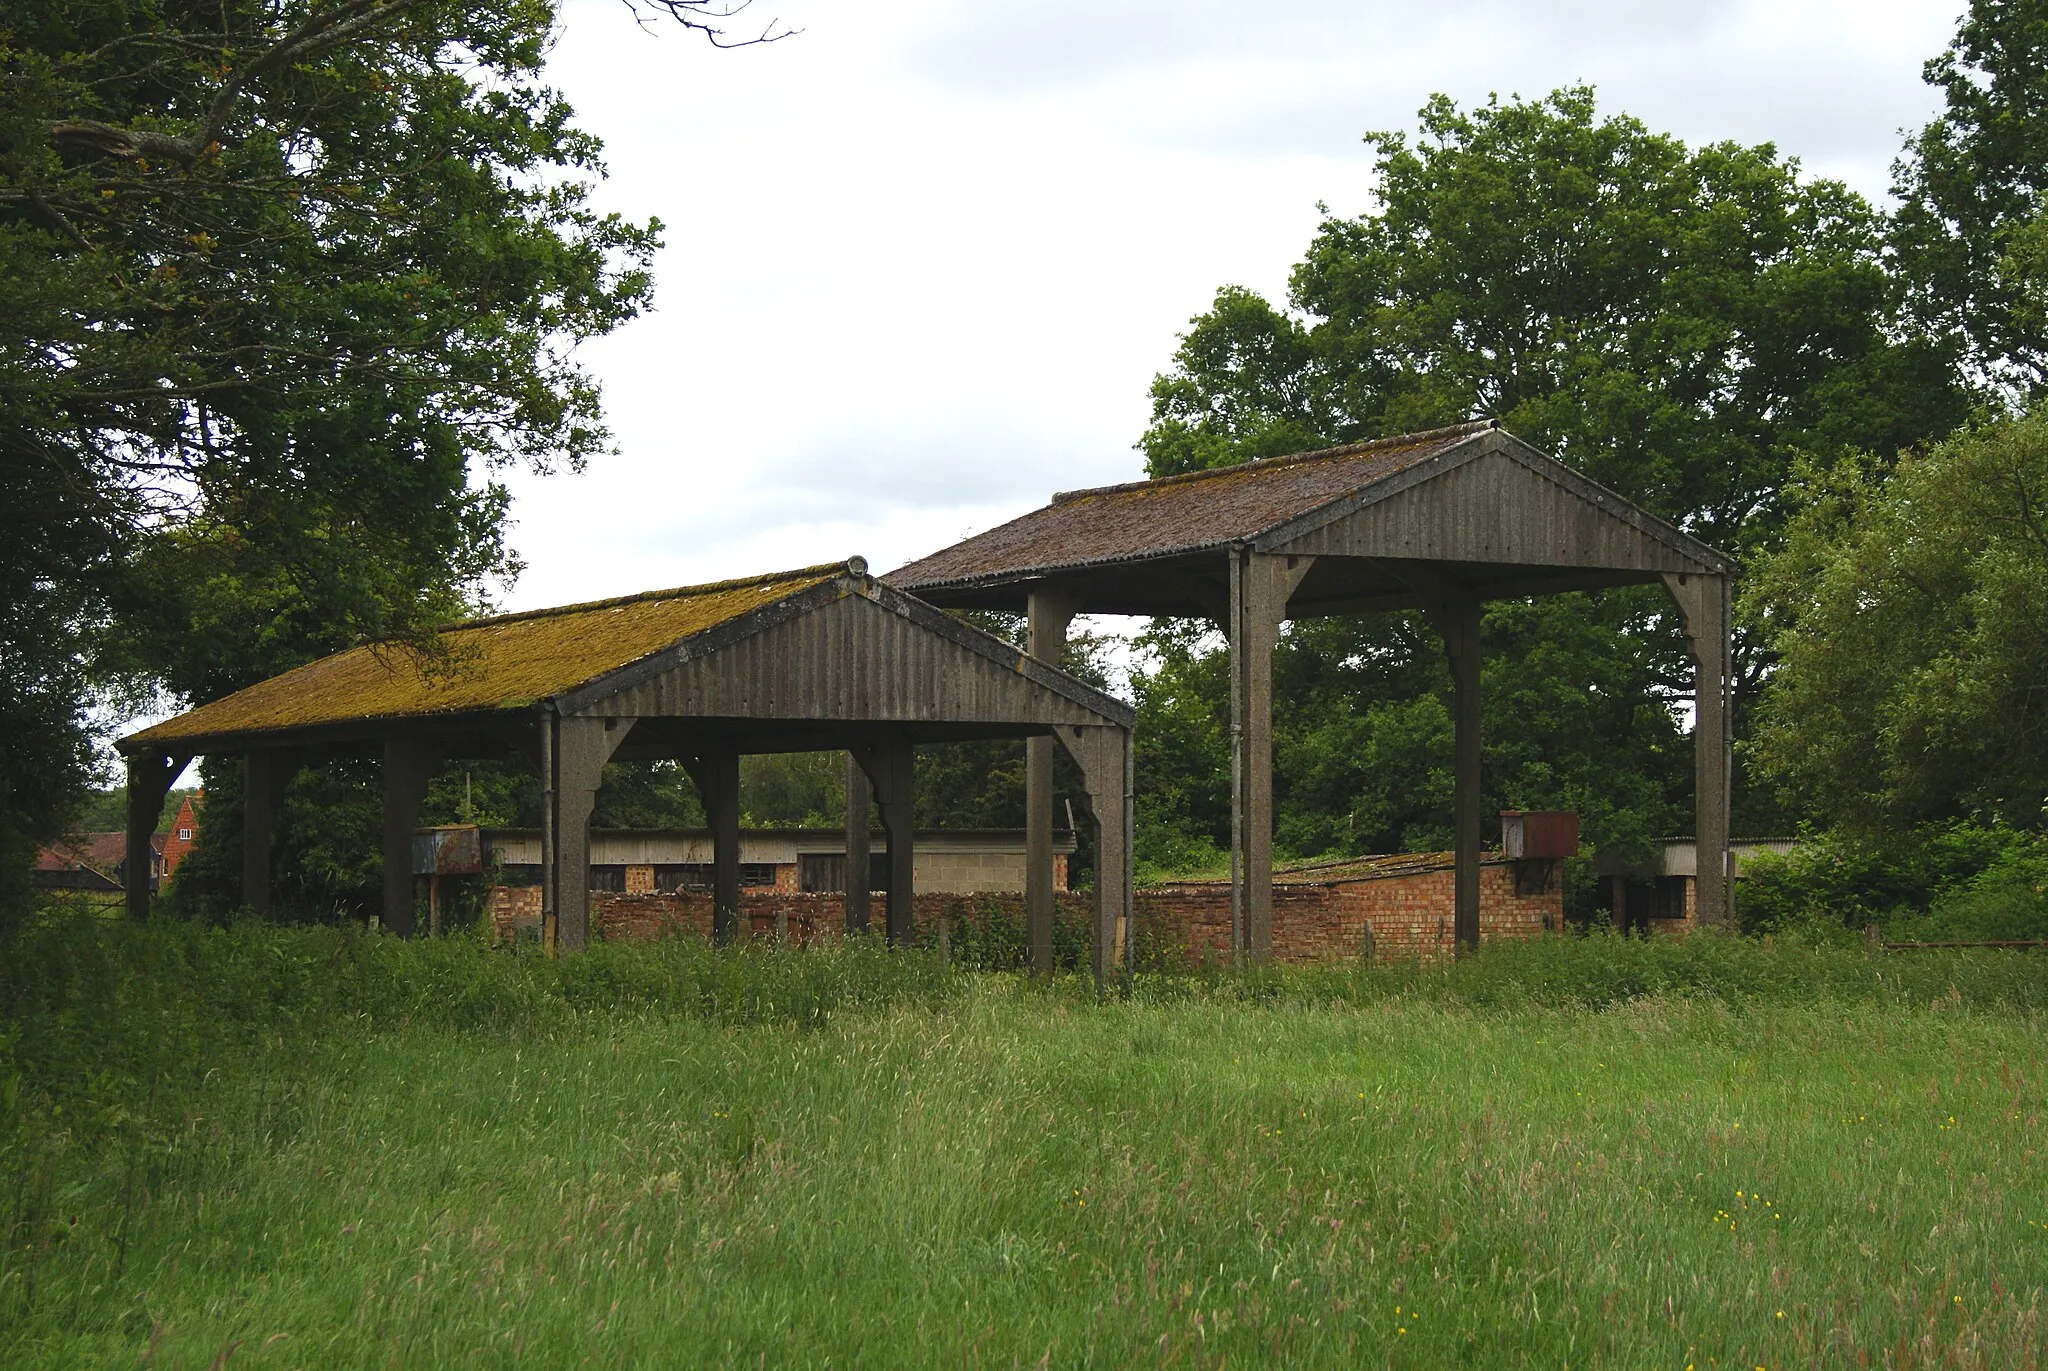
[499,0,1960,610]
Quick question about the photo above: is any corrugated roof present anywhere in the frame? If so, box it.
[127,564,849,747]
[890,421,1493,590]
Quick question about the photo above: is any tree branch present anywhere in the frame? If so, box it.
[621,0,797,46]
[48,0,434,167]
[24,186,95,251]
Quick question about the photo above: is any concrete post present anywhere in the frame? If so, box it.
[242,749,295,918]
[686,752,742,943]
[1026,586,1080,975]
[1227,550,1313,963]
[381,735,446,937]
[1433,593,1484,952]
[123,751,183,920]
[856,733,917,945]
[844,752,871,934]
[547,714,635,952]
[1663,572,1733,927]
[1056,723,1134,983]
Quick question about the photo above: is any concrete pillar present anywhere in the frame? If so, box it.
[1026,586,1080,974]
[1433,592,1483,952]
[1056,723,1134,982]
[857,733,916,945]
[545,714,634,952]
[686,752,742,943]
[844,752,871,934]
[381,735,446,937]
[123,750,183,920]
[1663,572,1733,927]
[242,749,295,918]
[1228,549,1313,963]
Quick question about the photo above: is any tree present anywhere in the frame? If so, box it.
[1892,0,2048,397]
[1748,415,2048,834]
[1128,88,1966,872]
[1130,596,1691,877]
[2,0,672,916]
[1147,87,1960,566]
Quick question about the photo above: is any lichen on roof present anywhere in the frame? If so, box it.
[128,564,850,748]
[889,421,1496,589]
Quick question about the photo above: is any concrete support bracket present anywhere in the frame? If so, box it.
[242,748,298,919]
[1662,571,1734,928]
[382,734,449,937]
[851,732,917,945]
[1026,584,1084,975]
[843,752,872,934]
[1228,549,1314,963]
[544,713,636,953]
[683,750,743,944]
[1426,591,1484,952]
[1054,723,1134,983]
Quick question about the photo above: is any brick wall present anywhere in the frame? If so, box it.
[1134,857,1561,965]
[483,884,1091,947]
[161,794,201,877]
[484,852,1561,964]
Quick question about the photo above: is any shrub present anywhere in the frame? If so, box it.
[1739,821,2041,935]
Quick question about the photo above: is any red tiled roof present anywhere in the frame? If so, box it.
[35,831,144,875]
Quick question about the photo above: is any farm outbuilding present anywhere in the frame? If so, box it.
[890,419,1736,964]
[117,562,1135,973]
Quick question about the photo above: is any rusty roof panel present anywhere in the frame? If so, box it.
[889,422,1493,590]
[127,564,850,746]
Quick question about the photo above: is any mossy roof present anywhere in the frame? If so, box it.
[889,422,1494,591]
[127,564,848,748]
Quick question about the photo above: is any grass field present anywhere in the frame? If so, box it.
[5,918,2048,1367]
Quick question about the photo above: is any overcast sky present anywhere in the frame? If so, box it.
[497,0,1963,613]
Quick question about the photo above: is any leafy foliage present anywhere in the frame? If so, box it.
[1146,87,1961,565]
[1127,87,1958,872]
[1748,416,2048,832]
[1739,822,2042,936]
[0,0,659,914]
[1893,0,2048,397]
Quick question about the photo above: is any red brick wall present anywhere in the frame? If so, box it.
[1134,858,1560,965]
[485,854,1561,963]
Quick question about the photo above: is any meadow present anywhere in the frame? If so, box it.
[4,916,2047,1368]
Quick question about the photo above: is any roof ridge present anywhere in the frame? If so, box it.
[1049,419,1497,506]
[442,559,865,633]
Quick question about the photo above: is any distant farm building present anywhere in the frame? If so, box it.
[162,793,201,876]
[481,826,1073,895]
[33,831,163,897]
[1598,838,1800,933]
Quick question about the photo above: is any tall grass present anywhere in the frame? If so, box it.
[5,916,2048,1366]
